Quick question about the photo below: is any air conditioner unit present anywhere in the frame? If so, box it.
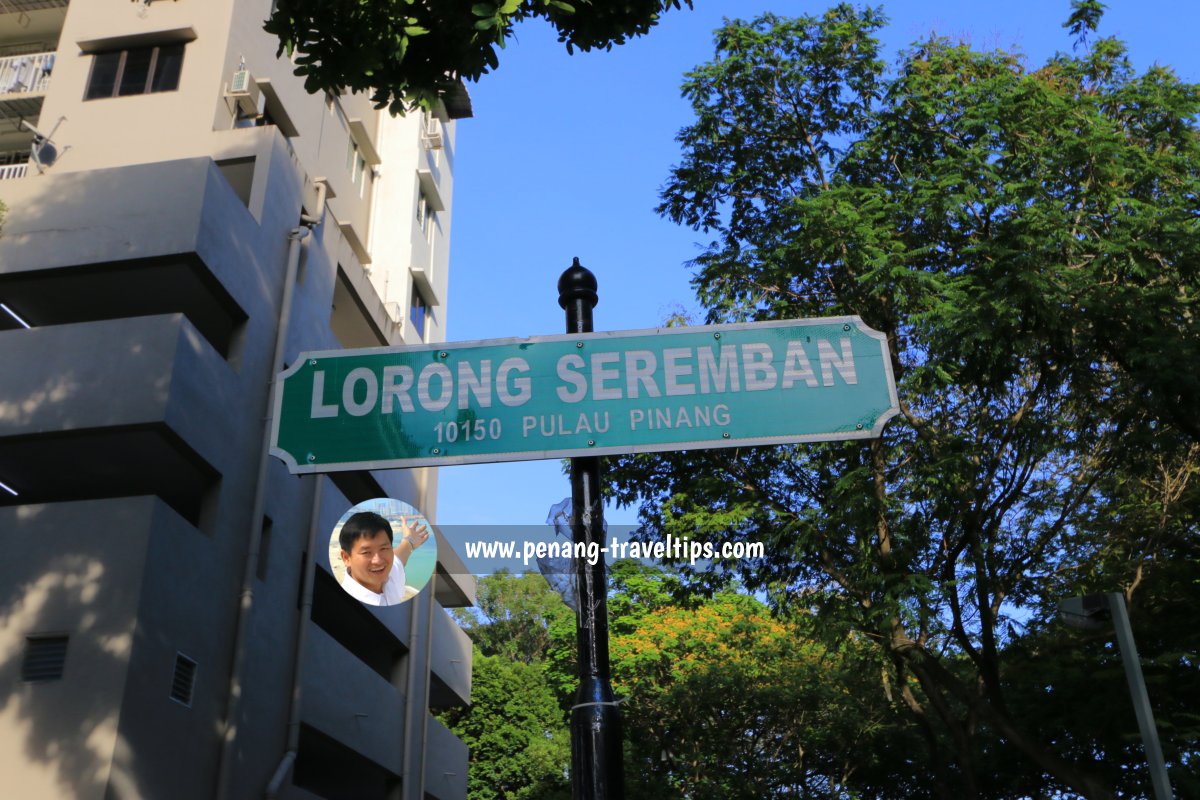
[227,69,261,116]
[421,116,443,150]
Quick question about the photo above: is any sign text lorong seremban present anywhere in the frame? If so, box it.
[270,317,899,472]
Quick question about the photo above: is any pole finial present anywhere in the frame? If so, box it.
[558,257,598,310]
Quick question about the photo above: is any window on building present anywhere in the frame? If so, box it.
[85,43,184,100]
[410,285,430,342]
[416,188,436,240]
[346,138,366,186]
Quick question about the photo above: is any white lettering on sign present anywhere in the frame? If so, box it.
[697,345,739,393]
[305,338,858,420]
[663,348,696,396]
[310,370,338,418]
[458,360,492,409]
[496,358,532,407]
[625,351,660,398]
[521,412,612,438]
[549,338,852,404]
[309,357,536,418]
[629,403,731,431]
[382,365,415,413]
[818,338,857,385]
[782,341,818,389]
[591,352,622,400]
[556,354,587,403]
[417,363,453,411]
[343,367,378,417]
[742,344,777,391]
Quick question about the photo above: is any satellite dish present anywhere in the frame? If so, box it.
[20,116,65,173]
[31,140,57,170]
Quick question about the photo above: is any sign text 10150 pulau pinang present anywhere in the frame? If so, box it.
[269,317,899,473]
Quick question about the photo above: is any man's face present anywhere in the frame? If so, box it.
[341,530,393,593]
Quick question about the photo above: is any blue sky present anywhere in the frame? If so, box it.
[436,0,1200,526]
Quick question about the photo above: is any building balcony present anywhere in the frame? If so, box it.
[424,714,469,800]
[0,0,69,14]
[0,315,231,523]
[0,151,27,179]
[300,622,407,776]
[428,602,471,708]
[0,50,52,119]
[0,50,52,94]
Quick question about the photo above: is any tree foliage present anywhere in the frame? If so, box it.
[264,0,694,113]
[609,4,1200,798]
[442,573,573,799]
[598,563,917,799]
[454,570,574,664]
[451,567,918,799]
[439,650,572,800]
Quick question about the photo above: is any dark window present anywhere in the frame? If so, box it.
[410,286,429,341]
[416,189,436,238]
[22,635,68,682]
[86,52,120,99]
[118,47,154,95]
[150,45,184,92]
[170,653,197,707]
[85,43,184,100]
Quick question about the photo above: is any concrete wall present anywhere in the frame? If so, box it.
[0,497,153,800]
[0,0,474,791]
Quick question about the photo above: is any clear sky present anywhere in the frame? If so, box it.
[436,0,1200,526]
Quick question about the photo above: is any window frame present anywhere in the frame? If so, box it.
[410,284,430,342]
[84,42,184,100]
[416,189,436,241]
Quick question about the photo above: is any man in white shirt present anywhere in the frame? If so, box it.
[338,510,430,607]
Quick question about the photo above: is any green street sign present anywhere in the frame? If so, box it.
[270,317,899,473]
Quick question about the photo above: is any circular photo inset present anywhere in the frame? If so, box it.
[329,498,437,607]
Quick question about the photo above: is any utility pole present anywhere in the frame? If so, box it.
[1060,593,1174,800]
[558,258,624,800]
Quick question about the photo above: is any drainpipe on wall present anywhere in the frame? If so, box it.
[399,573,438,800]
[215,179,327,800]
[263,482,322,798]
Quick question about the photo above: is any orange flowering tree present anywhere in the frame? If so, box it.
[550,563,917,798]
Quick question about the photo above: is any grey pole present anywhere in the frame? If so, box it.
[558,258,624,800]
[1106,593,1174,800]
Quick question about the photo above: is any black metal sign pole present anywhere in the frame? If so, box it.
[558,259,624,800]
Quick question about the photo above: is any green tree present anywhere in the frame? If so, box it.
[455,570,574,664]
[265,0,694,113]
[610,4,1200,798]
[439,650,571,800]
[541,563,921,799]
[457,567,916,798]
[445,572,573,799]
[610,589,913,798]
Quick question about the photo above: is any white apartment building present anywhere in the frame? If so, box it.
[0,1,474,798]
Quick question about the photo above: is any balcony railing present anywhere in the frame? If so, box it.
[0,51,53,96]
[0,161,28,180]
[0,149,29,180]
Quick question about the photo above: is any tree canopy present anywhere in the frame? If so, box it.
[442,573,573,800]
[264,0,694,114]
[609,3,1200,797]
[598,563,914,799]
[439,650,573,800]
[445,567,916,799]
